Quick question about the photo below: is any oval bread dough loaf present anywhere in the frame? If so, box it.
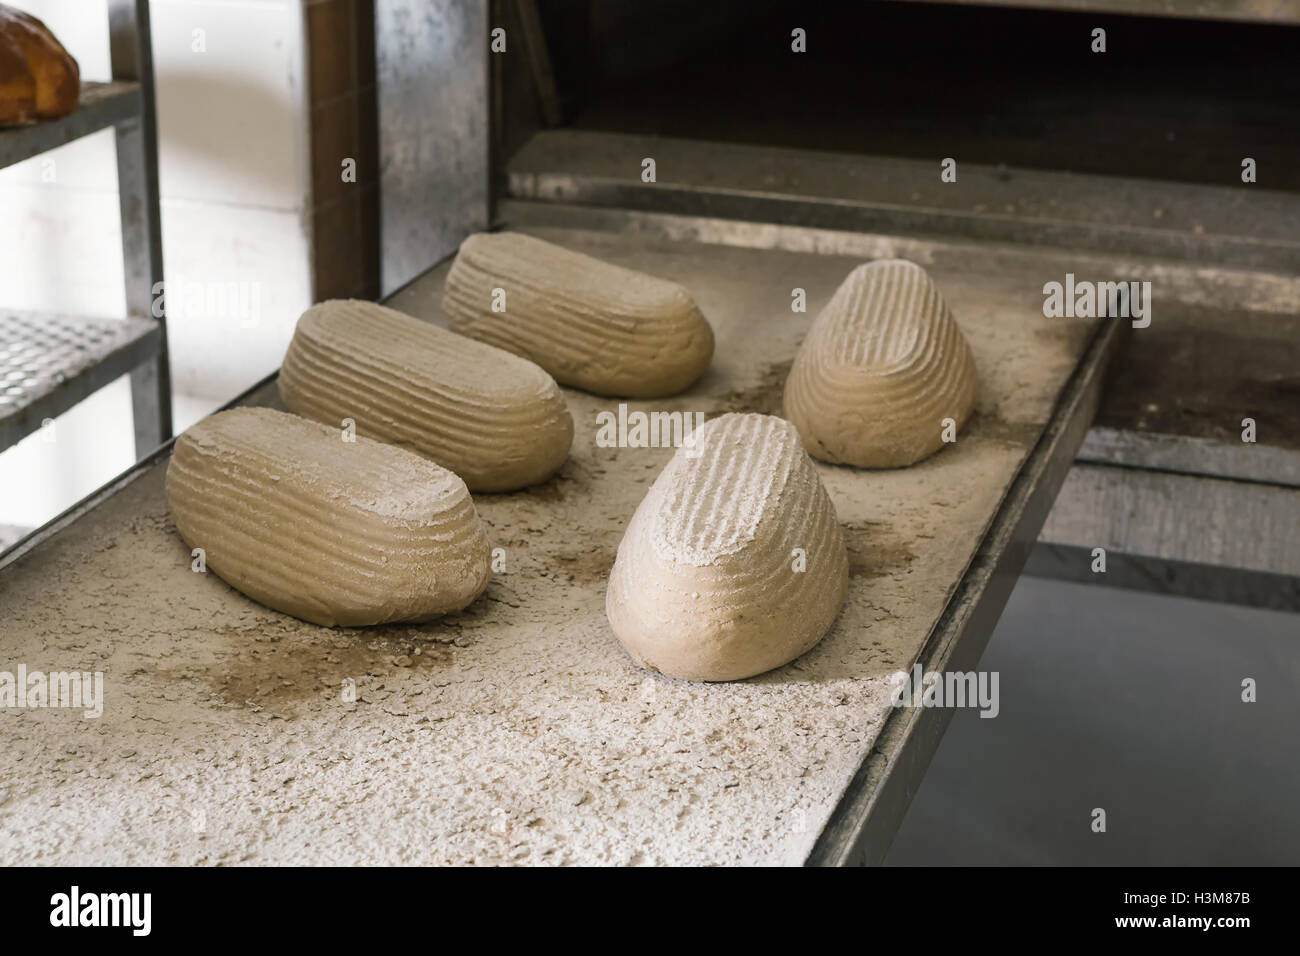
[606,413,848,682]
[166,407,491,626]
[279,299,573,492]
[442,232,714,398]
[784,259,978,468]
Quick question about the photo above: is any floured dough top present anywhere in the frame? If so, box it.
[296,299,561,403]
[180,407,467,523]
[648,414,801,565]
[456,232,697,322]
[819,259,951,369]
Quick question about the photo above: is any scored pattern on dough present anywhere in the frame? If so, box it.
[166,408,491,627]
[784,258,979,468]
[607,413,848,682]
[442,232,715,398]
[279,299,573,492]
[652,412,796,564]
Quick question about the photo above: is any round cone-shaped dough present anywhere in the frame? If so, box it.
[442,232,714,398]
[606,413,848,682]
[784,259,978,468]
[166,407,491,626]
[279,299,573,492]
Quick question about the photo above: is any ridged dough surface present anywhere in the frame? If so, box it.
[606,413,848,682]
[279,299,573,492]
[165,407,491,627]
[442,231,715,398]
[784,258,979,468]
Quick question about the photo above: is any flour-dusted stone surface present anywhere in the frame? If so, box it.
[608,414,848,681]
[166,407,490,626]
[443,231,715,398]
[784,259,979,468]
[0,227,1099,865]
[280,299,573,492]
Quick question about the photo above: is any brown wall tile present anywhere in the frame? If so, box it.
[312,93,361,209]
[357,183,381,301]
[305,0,380,304]
[306,0,355,105]
[356,85,378,186]
[312,195,363,302]
[355,0,376,89]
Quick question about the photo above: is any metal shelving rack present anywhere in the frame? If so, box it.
[0,0,170,457]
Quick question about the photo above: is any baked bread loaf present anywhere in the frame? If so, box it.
[784,259,978,468]
[279,299,573,493]
[443,232,714,398]
[0,4,79,127]
[166,407,492,627]
[606,413,848,682]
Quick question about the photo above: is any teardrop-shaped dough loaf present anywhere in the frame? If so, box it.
[784,259,978,468]
[279,299,573,492]
[166,407,491,626]
[606,413,848,682]
[442,232,715,398]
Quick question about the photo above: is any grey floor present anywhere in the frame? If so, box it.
[884,571,1300,866]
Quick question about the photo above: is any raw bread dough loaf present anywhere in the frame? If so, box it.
[784,259,978,468]
[166,407,491,626]
[606,413,848,682]
[0,4,79,126]
[279,299,573,492]
[442,232,714,398]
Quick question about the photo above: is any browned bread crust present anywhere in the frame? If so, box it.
[0,4,79,127]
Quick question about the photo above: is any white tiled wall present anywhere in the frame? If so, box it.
[0,0,312,530]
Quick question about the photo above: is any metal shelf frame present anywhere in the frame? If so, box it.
[0,0,170,458]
